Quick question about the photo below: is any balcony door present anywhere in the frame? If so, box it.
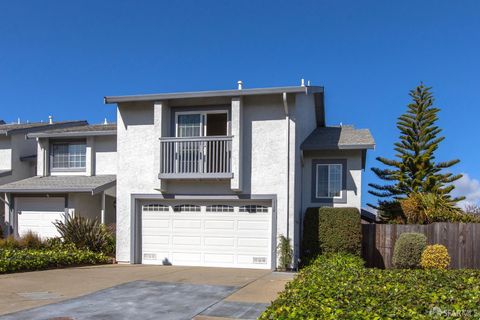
[176,111,228,174]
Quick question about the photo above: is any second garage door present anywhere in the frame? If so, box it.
[141,202,273,269]
[15,197,66,239]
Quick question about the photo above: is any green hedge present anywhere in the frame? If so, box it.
[0,248,109,273]
[302,207,361,264]
[261,254,480,319]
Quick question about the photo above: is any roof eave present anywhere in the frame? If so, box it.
[104,86,324,104]
[27,130,117,139]
[301,144,376,151]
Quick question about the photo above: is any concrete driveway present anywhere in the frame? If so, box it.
[0,265,294,320]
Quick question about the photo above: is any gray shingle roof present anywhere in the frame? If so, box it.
[301,125,375,150]
[0,121,88,136]
[0,175,116,194]
[27,123,117,138]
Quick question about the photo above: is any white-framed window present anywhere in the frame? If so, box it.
[175,110,229,137]
[173,204,201,212]
[143,204,169,212]
[239,205,269,213]
[206,205,234,212]
[316,164,343,198]
[51,142,86,170]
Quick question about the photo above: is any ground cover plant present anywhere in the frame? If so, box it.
[261,254,480,319]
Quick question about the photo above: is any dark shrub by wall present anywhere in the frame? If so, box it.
[302,207,361,264]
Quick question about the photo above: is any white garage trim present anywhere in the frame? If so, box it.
[130,194,277,269]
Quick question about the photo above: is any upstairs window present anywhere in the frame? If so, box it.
[51,142,86,170]
[316,164,342,198]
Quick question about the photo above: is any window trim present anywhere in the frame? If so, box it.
[311,159,347,204]
[49,140,87,172]
[315,163,343,199]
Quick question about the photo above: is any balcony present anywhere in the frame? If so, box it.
[159,136,233,179]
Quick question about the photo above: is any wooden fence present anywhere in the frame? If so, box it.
[362,223,480,269]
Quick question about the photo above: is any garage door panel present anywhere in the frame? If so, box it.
[204,253,235,264]
[143,219,170,229]
[204,236,235,247]
[204,220,235,231]
[143,235,169,245]
[173,219,202,229]
[237,220,269,231]
[172,236,201,246]
[238,238,269,248]
[172,252,202,264]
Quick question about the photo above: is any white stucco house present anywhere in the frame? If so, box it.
[104,83,375,269]
[0,123,117,238]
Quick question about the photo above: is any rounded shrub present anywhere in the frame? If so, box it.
[421,244,450,270]
[392,232,427,269]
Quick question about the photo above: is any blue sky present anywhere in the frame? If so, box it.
[1,1,479,207]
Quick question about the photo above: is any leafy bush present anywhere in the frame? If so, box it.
[277,235,292,271]
[302,208,361,264]
[421,244,451,270]
[392,232,427,269]
[102,224,116,257]
[54,215,111,253]
[400,192,480,224]
[0,232,46,250]
[261,253,480,319]
[0,248,109,273]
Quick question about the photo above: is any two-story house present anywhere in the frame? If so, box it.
[105,83,374,269]
[0,120,87,232]
[0,123,117,238]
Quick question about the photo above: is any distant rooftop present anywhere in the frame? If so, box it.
[105,85,324,103]
[301,125,375,150]
[0,121,88,136]
[28,123,117,138]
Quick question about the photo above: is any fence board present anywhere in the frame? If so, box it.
[362,223,480,269]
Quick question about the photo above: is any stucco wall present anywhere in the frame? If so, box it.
[301,149,363,213]
[95,135,117,175]
[68,193,102,220]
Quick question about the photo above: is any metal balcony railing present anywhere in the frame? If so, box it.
[159,136,233,179]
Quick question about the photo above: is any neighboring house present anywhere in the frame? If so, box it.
[105,84,375,269]
[0,120,87,230]
[0,123,117,238]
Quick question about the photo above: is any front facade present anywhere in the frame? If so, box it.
[105,84,374,269]
[0,123,117,238]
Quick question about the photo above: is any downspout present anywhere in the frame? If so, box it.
[282,92,291,249]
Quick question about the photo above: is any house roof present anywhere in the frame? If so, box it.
[0,175,116,194]
[27,123,117,138]
[361,209,378,223]
[0,170,12,178]
[301,125,375,150]
[0,121,88,136]
[104,85,324,103]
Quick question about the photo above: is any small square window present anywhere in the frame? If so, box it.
[51,142,86,170]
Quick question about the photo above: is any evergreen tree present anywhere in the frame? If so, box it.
[369,84,464,220]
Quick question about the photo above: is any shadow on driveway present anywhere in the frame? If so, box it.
[0,281,237,320]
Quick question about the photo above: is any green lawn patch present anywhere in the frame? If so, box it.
[261,254,480,319]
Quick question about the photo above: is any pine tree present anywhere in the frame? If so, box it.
[368,84,464,220]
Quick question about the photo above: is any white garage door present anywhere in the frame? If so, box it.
[15,197,66,239]
[141,202,273,269]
